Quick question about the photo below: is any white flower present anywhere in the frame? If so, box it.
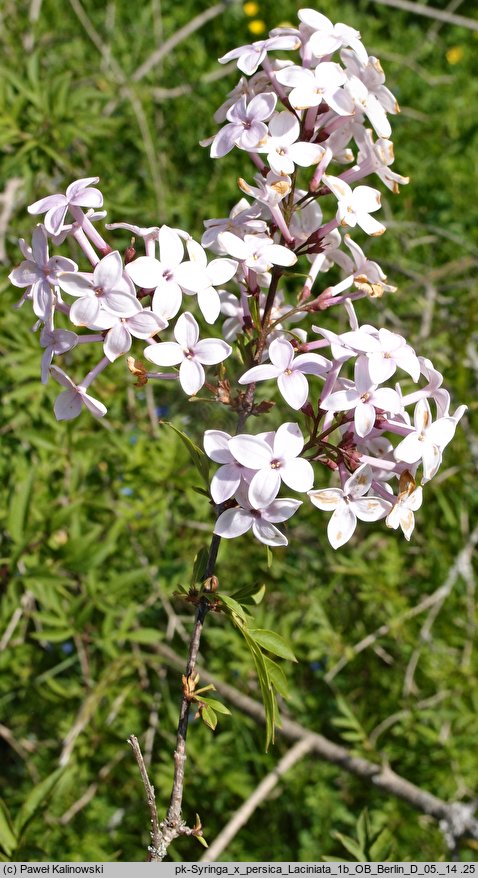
[214,484,301,547]
[393,398,457,483]
[9,225,77,320]
[218,232,297,273]
[239,337,330,410]
[229,422,314,507]
[58,250,138,326]
[143,312,231,396]
[323,175,385,236]
[260,111,325,176]
[298,9,368,64]
[204,430,255,504]
[275,62,353,115]
[50,366,107,421]
[308,464,391,549]
[386,471,423,540]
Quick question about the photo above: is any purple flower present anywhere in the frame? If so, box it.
[28,177,103,236]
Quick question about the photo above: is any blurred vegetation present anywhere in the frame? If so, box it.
[1,0,478,863]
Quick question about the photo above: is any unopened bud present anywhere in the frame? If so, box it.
[204,575,219,593]
[124,239,136,265]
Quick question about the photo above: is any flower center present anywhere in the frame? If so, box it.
[270,458,282,469]
[184,348,195,359]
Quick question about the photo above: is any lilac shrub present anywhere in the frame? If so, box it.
[10,8,465,554]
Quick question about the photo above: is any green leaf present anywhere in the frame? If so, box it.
[0,799,17,857]
[190,547,209,586]
[241,627,277,750]
[125,628,159,645]
[200,697,231,716]
[7,465,35,544]
[218,593,249,622]
[266,545,273,568]
[161,421,209,485]
[248,628,297,662]
[333,832,366,862]
[200,704,217,731]
[14,767,64,836]
[231,582,266,605]
[196,835,208,849]
[264,657,289,699]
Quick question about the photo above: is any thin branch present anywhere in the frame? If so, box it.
[128,735,162,861]
[369,0,478,31]
[131,3,231,83]
[201,736,316,861]
[324,524,478,683]
[153,641,478,845]
[67,0,165,217]
[403,526,478,695]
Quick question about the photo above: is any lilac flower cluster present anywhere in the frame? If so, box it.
[10,9,465,550]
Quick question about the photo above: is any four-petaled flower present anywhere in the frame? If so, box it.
[50,366,107,421]
[143,312,231,395]
[214,485,301,547]
[393,398,457,483]
[239,337,330,410]
[229,422,314,507]
[308,463,391,549]
[58,250,139,326]
[28,177,103,236]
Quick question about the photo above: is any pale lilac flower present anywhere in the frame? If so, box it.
[385,471,423,541]
[210,93,277,158]
[9,225,77,320]
[321,357,401,438]
[50,366,107,420]
[308,464,391,549]
[92,305,166,362]
[275,62,353,115]
[40,326,78,384]
[58,250,138,326]
[218,34,301,76]
[204,430,255,504]
[214,484,301,547]
[218,232,297,273]
[298,9,368,65]
[341,49,399,115]
[345,75,392,139]
[393,398,457,483]
[328,234,396,299]
[182,239,237,324]
[260,111,325,176]
[143,312,231,396]
[201,199,267,253]
[229,422,314,507]
[239,337,330,410]
[355,130,409,194]
[323,175,385,236]
[125,226,197,321]
[365,328,420,384]
[238,171,292,208]
[28,177,103,236]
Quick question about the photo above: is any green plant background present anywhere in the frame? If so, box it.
[1,0,477,862]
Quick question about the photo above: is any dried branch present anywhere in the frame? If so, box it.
[324,524,478,683]
[128,735,162,861]
[67,0,165,216]
[403,525,478,695]
[201,736,316,862]
[131,3,233,83]
[153,641,478,847]
[369,0,478,32]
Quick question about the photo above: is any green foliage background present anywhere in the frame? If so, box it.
[0,0,477,863]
